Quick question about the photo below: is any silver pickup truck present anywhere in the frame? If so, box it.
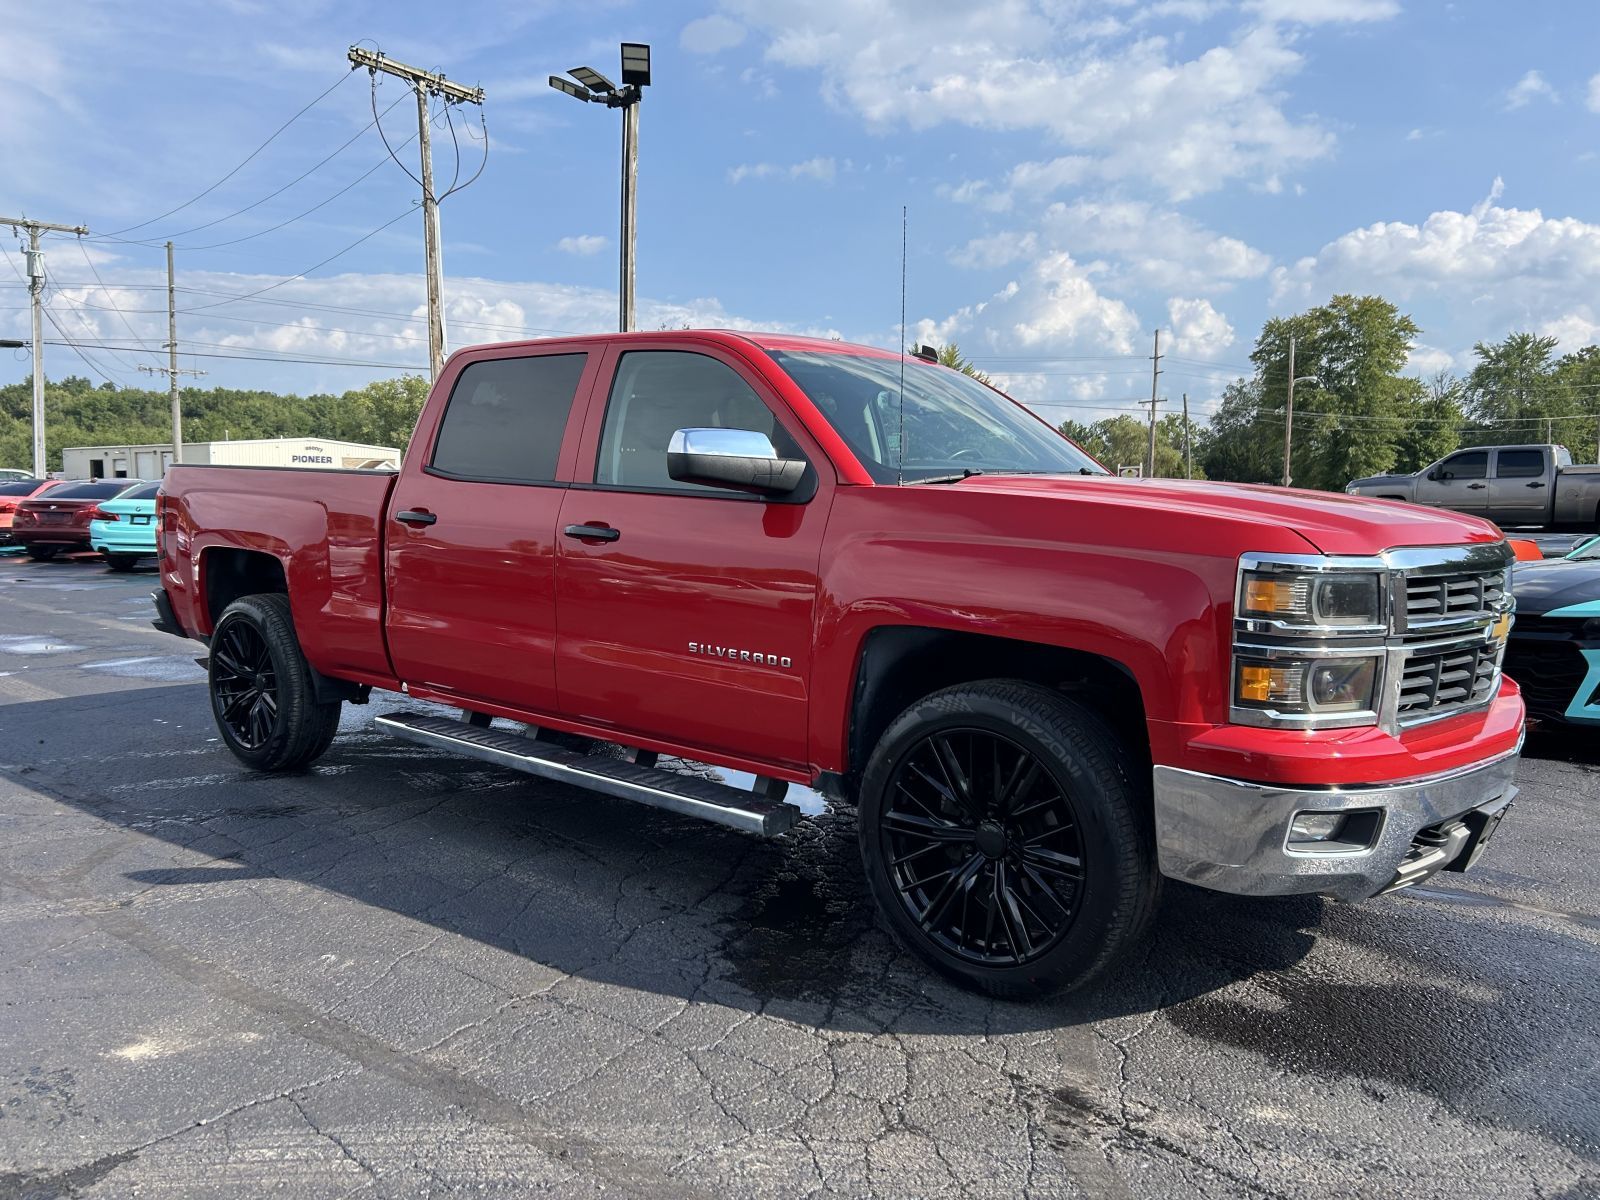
[1346,443,1600,531]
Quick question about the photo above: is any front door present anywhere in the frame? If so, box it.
[554,343,831,770]
[1413,449,1489,514]
[386,347,600,714]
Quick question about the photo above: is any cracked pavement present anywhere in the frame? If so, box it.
[0,558,1596,1198]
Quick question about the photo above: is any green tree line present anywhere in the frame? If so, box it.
[0,375,431,473]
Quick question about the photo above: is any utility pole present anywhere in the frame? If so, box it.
[2,216,88,478]
[1182,392,1192,480]
[1283,333,1296,488]
[1141,328,1164,478]
[349,47,485,382]
[620,97,639,332]
[137,241,205,470]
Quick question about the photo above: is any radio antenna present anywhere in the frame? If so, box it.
[897,204,907,486]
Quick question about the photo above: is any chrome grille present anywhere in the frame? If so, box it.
[1401,569,1506,632]
[1395,641,1502,722]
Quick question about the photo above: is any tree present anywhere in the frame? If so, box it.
[1059,412,1200,478]
[1197,378,1279,484]
[1462,333,1563,443]
[1393,371,1464,472]
[1249,294,1426,491]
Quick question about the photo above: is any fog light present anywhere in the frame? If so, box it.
[1290,811,1345,842]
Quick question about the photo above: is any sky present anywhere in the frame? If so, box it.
[4,0,1600,431]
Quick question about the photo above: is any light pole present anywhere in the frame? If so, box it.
[1281,332,1318,488]
[551,43,651,333]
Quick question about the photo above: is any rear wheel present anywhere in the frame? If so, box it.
[26,545,59,561]
[209,593,341,771]
[104,553,141,572]
[858,680,1158,999]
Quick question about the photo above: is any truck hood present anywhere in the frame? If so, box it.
[952,474,1503,556]
[1510,558,1600,616]
[1347,472,1414,488]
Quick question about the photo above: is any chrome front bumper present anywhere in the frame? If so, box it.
[1152,740,1522,901]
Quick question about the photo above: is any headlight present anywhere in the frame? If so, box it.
[1235,655,1379,716]
[1239,570,1382,629]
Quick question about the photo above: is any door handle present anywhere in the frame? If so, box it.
[395,509,437,526]
[1467,483,1486,490]
[1526,481,1546,488]
[564,523,620,543]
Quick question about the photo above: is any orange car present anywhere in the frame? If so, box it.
[0,478,65,547]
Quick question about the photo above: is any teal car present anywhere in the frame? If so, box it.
[89,481,162,570]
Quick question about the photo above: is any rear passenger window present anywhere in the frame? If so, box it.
[429,353,588,484]
[1495,449,1545,478]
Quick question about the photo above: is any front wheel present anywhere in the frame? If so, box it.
[209,593,340,771]
[858,681,1159,999]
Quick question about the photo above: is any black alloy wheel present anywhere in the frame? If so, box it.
[882,728,1085,967]
[211,619,279,751]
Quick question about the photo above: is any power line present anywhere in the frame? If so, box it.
[99,70,356,238]
[39,339,422,371]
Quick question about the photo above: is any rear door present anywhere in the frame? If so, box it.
[1413,449,1489,514]
[385,346,601,714]
[1485,447,1551,526]
[553,341,833,770]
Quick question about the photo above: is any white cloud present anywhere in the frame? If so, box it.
[1405,344,1458,376]
[1246,0,1400,22]
[1588,73,1600,114]
[728,156,837,184]
[1270,179,1600,354]
[1039,200,1271,292]
[950,231,1039,270]
[680,14,746,55]
[1505,69,1557,110]
[722,2,1338,199]
[556,234,608,256]
[1166,297,1235,359]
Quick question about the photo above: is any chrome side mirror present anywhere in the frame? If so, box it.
[666,428,806,496]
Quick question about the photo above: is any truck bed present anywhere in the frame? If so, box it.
[159,465,399,685]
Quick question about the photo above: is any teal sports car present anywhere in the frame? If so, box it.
[1505,534,1600,726]
[89,481,162,570]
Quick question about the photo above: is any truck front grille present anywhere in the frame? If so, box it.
[1401,569,1506,632]
[1396,641,1502,721]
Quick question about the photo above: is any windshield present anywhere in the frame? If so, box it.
[768,350,1107,483]
[46,480,143,500]
[1568,535,1600,562]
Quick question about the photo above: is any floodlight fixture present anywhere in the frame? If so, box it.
[570,66,617,94]
[619,43,651,88]
[549,75,592,102]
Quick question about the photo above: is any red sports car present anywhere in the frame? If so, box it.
[0,478,66,547]
[11,479,148,560]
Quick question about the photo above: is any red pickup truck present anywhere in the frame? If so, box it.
[154,331,1524,997]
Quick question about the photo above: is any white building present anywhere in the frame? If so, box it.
[61,437,402,481]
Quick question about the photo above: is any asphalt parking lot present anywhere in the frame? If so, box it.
[0,554,1596,1199]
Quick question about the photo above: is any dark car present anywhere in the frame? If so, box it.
[11,479,149,560]
[1505,535,1600,726]
[0,478,64,546]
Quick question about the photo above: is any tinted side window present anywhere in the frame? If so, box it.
[1442,452,1487,480]
[595,351,799,492]
[430,353,588,484]
[0,482,40,496]
[1495,449,1545,478]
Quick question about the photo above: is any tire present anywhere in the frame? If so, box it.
[858,680,1159,999]
[104,554,140,572]
[209,593,341,772]
[26,545,60,561]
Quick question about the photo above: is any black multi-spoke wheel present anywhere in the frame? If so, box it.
[883,729,1085,968]
[212,619,279,750]
[209,593,341,772]
[859,680,1159,999]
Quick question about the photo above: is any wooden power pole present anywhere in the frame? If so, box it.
[137,241,204,469]
[2,215,89,477]
[349,47,485,382]
[1141,328,1164,478]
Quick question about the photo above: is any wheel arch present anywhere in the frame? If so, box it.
[837,626,1149,801]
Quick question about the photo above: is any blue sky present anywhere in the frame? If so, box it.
[4,0,1600,428]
